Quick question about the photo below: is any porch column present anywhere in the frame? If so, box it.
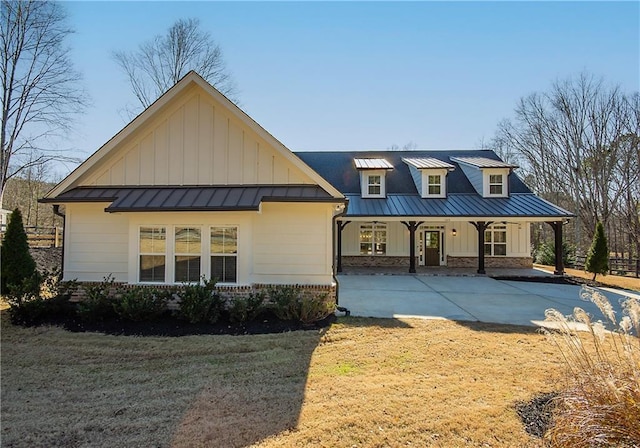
[336,221,351,273]
[547,221,564,275]
[401,221,424,273]
[470,221,492,274]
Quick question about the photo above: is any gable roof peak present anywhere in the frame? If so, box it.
[44,71,342,200]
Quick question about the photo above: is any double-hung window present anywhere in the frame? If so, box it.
[427,175,442,195]
[211,227,237,283]
[139,227,166,282]
[489,174,503,195]
[359,223,387,255]
[484,225,507,256]
[174,227,201,282]
[367,175,382,196]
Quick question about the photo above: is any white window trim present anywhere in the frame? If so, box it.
[210,226,239,285]
[174,226,202,283]
[359,222,387,255]
[360,170,387,198]
[138,225,168,284]
[135,224,240,285]
[420,168,448,198]
[482,168,509,197]
[484,224,507,256]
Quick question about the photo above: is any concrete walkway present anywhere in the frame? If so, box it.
[336,274,635,327]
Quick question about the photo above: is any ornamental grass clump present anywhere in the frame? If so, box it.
[542,286,640,447]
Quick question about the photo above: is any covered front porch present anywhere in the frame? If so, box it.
[335,217,567,275]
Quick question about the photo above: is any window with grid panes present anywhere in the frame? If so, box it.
[359,223,387,255]
[211,227,237,283]
[139,227,166,282]
[484,225,507,256]
[174,227,201,282]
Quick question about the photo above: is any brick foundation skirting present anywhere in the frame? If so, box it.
[342,256,417,267]
[446,256,533,268]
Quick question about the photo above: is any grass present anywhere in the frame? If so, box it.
[534,263,640,292]
[1,313,565,448]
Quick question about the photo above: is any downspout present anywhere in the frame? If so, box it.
[332,200,350,315]
[53,205,65,278]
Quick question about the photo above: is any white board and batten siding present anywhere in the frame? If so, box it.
[78,84,314,188]
[446,222,530,257]
[64,203,129,282]
[252,203,334,284]
[64,203,336,285]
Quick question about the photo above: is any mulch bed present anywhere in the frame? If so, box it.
[490,274,597,287]
[17,310,336,337]
[515,392,557,438]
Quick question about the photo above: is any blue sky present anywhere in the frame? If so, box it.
[59,1,639,176]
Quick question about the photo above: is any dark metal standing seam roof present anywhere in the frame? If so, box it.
[296,150,532,194]
[296,150,574,219]
[345,194,574,218]
[39,185,341,211]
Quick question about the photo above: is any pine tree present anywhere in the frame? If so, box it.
[1,208,37,293]
[585,221,609,281]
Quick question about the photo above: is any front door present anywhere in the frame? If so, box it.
[424,231,440,266]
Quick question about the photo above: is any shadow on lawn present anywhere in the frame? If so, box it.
[453,319,542,335]
[170,317,412,447]
[170,328,325,448]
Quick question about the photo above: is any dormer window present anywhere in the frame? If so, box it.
[360,170,387,198]
[427,174,442,196]
[450,157,515,198]
[402,158,454,198]
[489,174,503,195]
[354,158,393,198]
[367,175,382,195]
[484,169,508,197]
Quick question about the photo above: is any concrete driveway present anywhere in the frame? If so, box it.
[336,275,635,327]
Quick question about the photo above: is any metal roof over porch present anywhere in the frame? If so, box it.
[343,193,574,218]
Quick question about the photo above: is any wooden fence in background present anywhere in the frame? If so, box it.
[0,225,63,248]
[570,255,640,278]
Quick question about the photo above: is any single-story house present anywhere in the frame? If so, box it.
[42,71,572,301]
[297,150,573,275]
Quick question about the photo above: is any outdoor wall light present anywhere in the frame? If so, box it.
[452,228,457,236]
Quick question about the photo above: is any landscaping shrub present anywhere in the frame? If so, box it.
[6,271,77,326]
[228,291,265,323]
[542,286,640,446]
[177,279,224,323]
[1,208,38,294]
[268,285,335,323]
[268,285,302,321]
[76,275,118,322]
[534,241,576,266]
[299,293,335,324]
[112,286,170,321]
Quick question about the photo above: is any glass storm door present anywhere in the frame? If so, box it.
[424,231,440,266]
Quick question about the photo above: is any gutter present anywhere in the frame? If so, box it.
[332,201,350,316]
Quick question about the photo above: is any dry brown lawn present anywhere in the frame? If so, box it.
[534,264,640,292]
[1,314,563,448]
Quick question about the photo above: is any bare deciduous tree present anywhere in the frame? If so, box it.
[113,18,238,114]
[492,73,639,255]
[0,0,86,208]
[388,141,418,151]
